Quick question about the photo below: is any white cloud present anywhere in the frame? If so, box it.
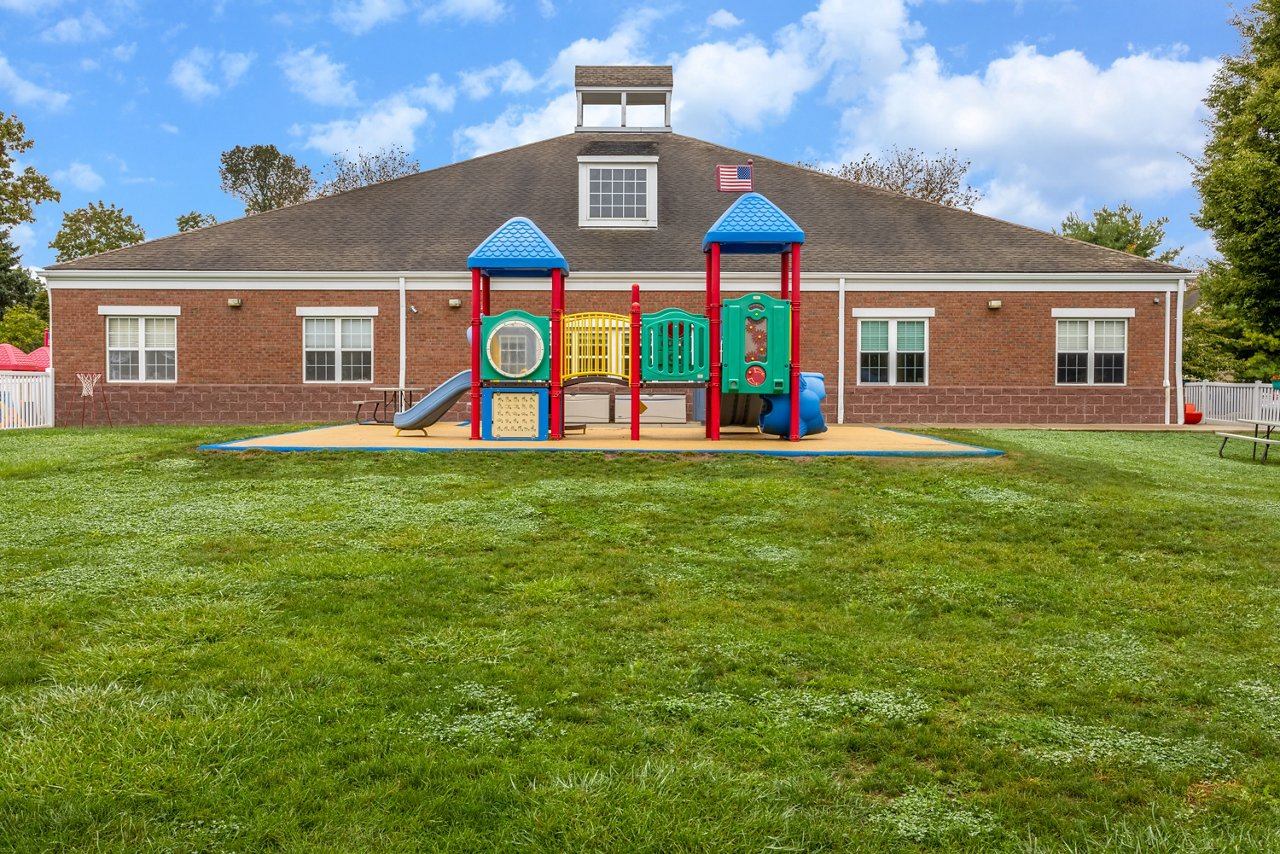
[537,0,554,17]
[459,59,535,99]
[408,73,456,111]
[9,223,38,265]
[169,47,254,101]
[40,10,109,43]
[160,122,179,133]
[110,43,137,62]
[0,54,70,109]
[279,47,358,107]
[0,0,60,12]
[795,0,922,94]
[706,9,743,29]
[454,90,575,157]
[170,49,218,100]
[220,51,253,86]
[301,94,429,155]
[54,161,104,192]
[673,38,822,138]
[976,179,1080,230]
[332,0,406,34]
[843,44,1218,226]
[544,8,661,85]
[421,0,507,24]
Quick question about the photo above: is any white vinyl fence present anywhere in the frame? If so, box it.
[0,371,54,429]
[1184,380,1280,424]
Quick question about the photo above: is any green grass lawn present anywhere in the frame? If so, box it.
[1,427,1278,852]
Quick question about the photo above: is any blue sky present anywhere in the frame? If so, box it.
[1,0,1238,270]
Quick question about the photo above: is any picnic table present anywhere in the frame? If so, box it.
[1216,417,1280,463]
[356,386,425,424]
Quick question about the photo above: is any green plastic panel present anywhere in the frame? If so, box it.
[481,310,550,381]
[721,292,790,394]
[640,308,709,382]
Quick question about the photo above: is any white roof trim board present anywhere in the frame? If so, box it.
[48,270,1186,293]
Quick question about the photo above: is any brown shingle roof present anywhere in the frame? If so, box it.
[48,132,1186,275]
[575,65,672,88]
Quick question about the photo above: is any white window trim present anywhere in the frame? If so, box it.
[856,317,930,387]
[104,315,178,384]
[98,305,180,315]
[851,307,935,318]
[577,156,658,229]
[1051,307,1135,318]
[1055,318,1128,387]
[302,317,375,384]
[296,306,379,317]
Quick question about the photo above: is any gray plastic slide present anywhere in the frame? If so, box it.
[392,369,472,432]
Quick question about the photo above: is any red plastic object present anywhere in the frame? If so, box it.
[1184,403,1203,425]
[0,342,41,371]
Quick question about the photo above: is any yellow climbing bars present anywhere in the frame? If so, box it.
[562,312,631,381]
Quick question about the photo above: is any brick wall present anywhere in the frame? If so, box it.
[50,285,1176,426]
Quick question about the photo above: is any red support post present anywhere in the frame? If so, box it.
[780,251,789,299]
[481,274,491,316]
[789,243,802,442]
[470,268,482,440]
[708,242,722,441]
[630,283,641,441]
[550,267,564,440]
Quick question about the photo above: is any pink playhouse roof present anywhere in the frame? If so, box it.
[0,342,47,371]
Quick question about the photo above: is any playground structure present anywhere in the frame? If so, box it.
[392,192,826,442]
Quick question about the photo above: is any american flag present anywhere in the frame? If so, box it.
[716,162,753,192]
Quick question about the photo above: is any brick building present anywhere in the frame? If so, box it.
[41,66,1191,427]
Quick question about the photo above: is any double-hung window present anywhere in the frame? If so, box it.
[300,314,374,383]
[100,308,178,382]
[1053,309,1132,385]
[854,310,932,385]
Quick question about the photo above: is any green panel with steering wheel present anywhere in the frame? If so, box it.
[720,292,790,394]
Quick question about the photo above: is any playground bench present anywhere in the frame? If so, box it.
[1216,431,1279,463]
[353,399,383,424]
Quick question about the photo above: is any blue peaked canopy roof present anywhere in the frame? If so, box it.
[702,192,805,255]
[467,216,570,278]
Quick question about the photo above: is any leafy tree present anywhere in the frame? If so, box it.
[1056,203,1182,263]
[176,211,218,232]
[1184,262,1280,381]
[1,112,60,231]
[0,230,41,316]
[317,145,420,197]
[800,147,982,210]
[0,304,46,351]
[219,144,314,215]
[49,201,146,263]
[1193,1,1280,333]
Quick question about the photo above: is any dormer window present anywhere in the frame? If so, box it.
[578,154,658,228]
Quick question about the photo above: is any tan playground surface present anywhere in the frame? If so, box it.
[204,422,1000,457]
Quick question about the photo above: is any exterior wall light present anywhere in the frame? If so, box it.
[227,298,243,308]
[987,299,1002,310]
[448,298,463,308]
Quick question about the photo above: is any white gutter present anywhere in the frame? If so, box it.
[1163,288,1172,425]
[1175,278,1186,425]
[837,276,846,424]
[39,268,1188,293]
[398,276,407,392]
